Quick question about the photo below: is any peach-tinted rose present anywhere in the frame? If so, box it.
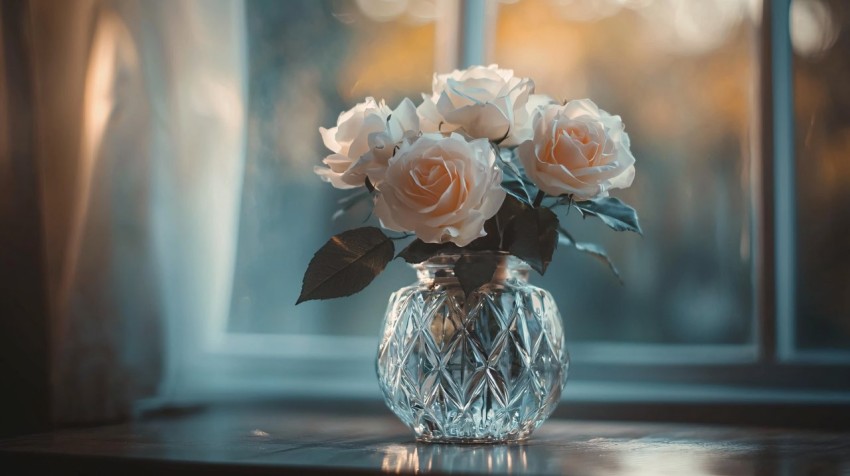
[374,133,505,246]
[518,99,635,200]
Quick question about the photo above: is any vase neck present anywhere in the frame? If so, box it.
[413,253,531,285]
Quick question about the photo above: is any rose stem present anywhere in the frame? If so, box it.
[533,190,546,208]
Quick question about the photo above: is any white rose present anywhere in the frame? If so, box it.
[417,65,534,145]
[374,133,506,247]
[518,99,636,200]
[315,97,419,189]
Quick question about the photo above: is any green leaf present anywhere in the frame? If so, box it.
[573,197,642,235]
[557,227,622,284]
[454,254,500,297]
[556,226,575,246]
[496,146,521,175]
[297,227,394,304]
[574,242,623,285]
[397,239,457,264]
[497,149,536,206]
[505,206,559,274]
[502,177,535,207]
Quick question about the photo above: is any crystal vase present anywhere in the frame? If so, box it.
[376,253,569,443]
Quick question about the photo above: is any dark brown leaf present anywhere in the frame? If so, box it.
[506,206,559,274]
[397,239,457,263]
[454,254,500,297]
[467,195,529,252]
[297,227,394,304]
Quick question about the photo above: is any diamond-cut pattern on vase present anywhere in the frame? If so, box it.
[377,278,570,443]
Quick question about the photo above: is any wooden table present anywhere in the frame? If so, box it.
[2,403,849,475]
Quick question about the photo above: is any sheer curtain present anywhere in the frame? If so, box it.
[26,0,246,423]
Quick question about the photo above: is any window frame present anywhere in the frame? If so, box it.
[165,0,850,410]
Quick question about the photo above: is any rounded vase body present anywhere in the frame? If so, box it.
[376,253,569,443]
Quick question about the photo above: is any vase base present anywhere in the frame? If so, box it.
[414,435,531,445]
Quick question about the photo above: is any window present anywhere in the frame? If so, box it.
[172,0,850,403]
[490,0,756,347]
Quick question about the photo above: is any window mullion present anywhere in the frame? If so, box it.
[458,0,486,67]
[770,0,797,361]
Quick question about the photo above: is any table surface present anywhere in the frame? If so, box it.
[1,404,849,475]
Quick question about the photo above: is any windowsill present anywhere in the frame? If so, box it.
[178,333,850,408]
[155,367,850,430]
[2,401,849,475]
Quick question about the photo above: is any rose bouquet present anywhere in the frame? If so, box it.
[297,65,640,304]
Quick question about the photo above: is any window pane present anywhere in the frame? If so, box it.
[792,0,850,350]
[227,0,437,335]
[490,0,757,344]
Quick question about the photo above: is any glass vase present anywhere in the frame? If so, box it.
[376,252,569,443]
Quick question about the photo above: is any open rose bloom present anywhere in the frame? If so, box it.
[315,97,419,189]
[299,65,642,304]
[374,133,505,247]
[417,65,534,145]
[519,99,636,201]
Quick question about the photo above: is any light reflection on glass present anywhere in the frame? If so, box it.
[354,0,438,23]
[791,0,840,57]
[636,0,748,55]
[355,0,410,22]
[336,1,435,103]
[378,443,532,474]
[549,0,625,22]
[546,0,758,55]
